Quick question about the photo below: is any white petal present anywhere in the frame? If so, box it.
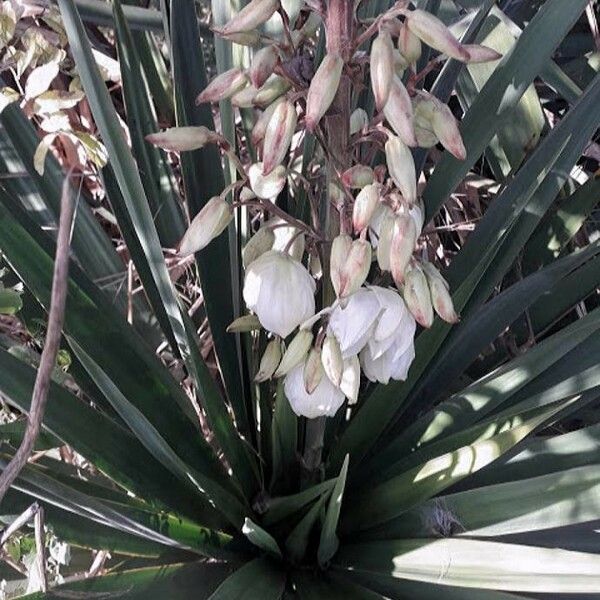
[340,355,361,404]
[284,363,345,418]
[390,341,415,381]
[360,344,392,384]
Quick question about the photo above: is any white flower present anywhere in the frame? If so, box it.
[284,363,345,418]
[243,250,315,337]
[328,288,382,358]
[268,217,305,261]
[359,286,416,384]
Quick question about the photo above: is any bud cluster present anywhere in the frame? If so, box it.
[147,1,501,419]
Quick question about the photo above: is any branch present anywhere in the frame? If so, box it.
[0,176,75,502]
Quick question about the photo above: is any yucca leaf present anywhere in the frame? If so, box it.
[72,340,248,527]
[285,494,328,563]
[243,518,282,557]
[342,401,569,532]
[112,0,184,247]
[0,421,58,451]
[335,538,600,593]
[318,455,349,565]
[171,0,252,442]
[423,0,589,220]
[21,562,233,600]
[69,0,167,33]
[208,557,286,600]
[271,381,298,492]
[294,570,386,599]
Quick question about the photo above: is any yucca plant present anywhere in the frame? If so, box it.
[0,0,599,596]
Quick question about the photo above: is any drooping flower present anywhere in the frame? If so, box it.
[284,361,345,418]
[178,197,233,256]
[360,339,415,384]
[243,250,315,337]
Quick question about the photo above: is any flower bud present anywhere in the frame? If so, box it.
[462,44,502,64]
[412,94,439,147]
[275,329,313,377]
[227,314,262,333]
[249,45,279,88]
[219,30,262,46]
[243,227,275,268]
[253,75,291,108]
[262,100,297,175]
[341,165,374,189]
[321,334,343,387]
[383,76,417,147]
[218,0,279,35]
[179,197,233,256]
[255,339,282,382]
[249,162,286,199]
[145,126,219,152]
[430,101,466,160]
[196,68,247,104]
[398,21,422,65]
[350,108,369,135]
[392,49,409,76]
[405,9,470,62]
[390,213,417,287]
[331,235,372,299]
[376,212,395,272]
[370,28,395,111]
[305,54,343,131]
[240,186,257,202]
[340,355,360,404]
[403,261,434,328]
[422,262,459,323]
[251,98,284,146]
[353,183,380,233]
[385,135,417,204]
[231,84,258,108]
[304,347,324,394]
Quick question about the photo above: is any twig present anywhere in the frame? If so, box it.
[0,174,75,502]
[0,503,39,546]
[34,506,48,593]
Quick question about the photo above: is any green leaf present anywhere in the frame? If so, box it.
[342,401,568,532]
[271,381,298,491]
[171,0,250,440]
[21,562,233,599]
[423,0,589,220]
[72,340,248,528]
[318,455,349,566]
[335,538,600,593]
[112,0,184,247]
[285,494,328,564]
[0,420,58,450]
[208,558,286,600]
[0,287,22,314]
[294,570,386,599]
[243,518,282,557]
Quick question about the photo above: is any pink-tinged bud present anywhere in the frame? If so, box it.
[275,329,313,377]
[305,54,343,131]
[370,29,395,111]
[255,339,282,382]
[331,234,372,299]
[218,0,279,35]
[376,212,395,271]
[403,262,434,328]
[196,68,247,104]
[383,76,417,147]
[390,213,417,287]
[422,262,459,323]
[304,347,324,394]
[251,98,284,146]
[405,9,470,62]
[179,197,233,256]
[322,334,343,387]
[350,108,369,135]
[231,84,258,108]
[227,314,261,333]
[385,135,417,203]
[250,46,279,89]
[398,21,422,65]
[145,126,219,152]
[353,183,380,233]
[243,227,275,268]
[249,163,286,199]
[430,101,466,160]
[262,99,297,175]
[341,165,375,189]
[462,44,502,64]
[219,30,262,46]
[253,75,291,108]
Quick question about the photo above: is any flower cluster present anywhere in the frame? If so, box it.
[147,0,501,419]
